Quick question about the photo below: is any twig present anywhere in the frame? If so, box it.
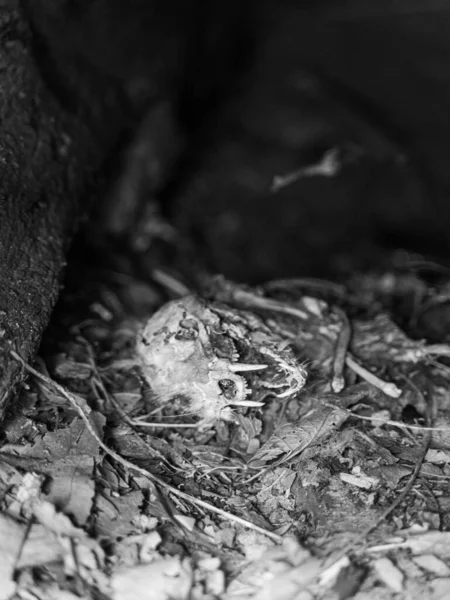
[322,402,450,433]
[130,420,201,429]
[345,354,402,398]
[271,148,341,192]
[331,308,351,393]
[151,269,190,298]
[263,277,347,301]
[424,344,450,358]
[214,284,309,321]
[11,351,282,543]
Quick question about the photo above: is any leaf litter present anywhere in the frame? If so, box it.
[3,242,450,599]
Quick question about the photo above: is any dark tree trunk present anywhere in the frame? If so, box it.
[0,2,105,422]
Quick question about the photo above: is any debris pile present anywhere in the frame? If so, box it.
[2,258,450,599]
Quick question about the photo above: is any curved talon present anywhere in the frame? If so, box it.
[227,400,265,407]
[229,363,269,372]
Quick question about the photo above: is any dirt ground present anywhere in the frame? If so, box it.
[3,3,450,599]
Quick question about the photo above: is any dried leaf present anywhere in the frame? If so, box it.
[111,557,192,600]
[373,557,404,593]
[250,407,348,464]
[0,515,25,600]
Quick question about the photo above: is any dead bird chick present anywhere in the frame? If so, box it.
[136,295,306,426]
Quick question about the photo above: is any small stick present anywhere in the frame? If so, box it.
[151,269,190,298]
[331,308,351,393]
[345,354,402,398]
[271,148,341,192]
[328,406,450,433]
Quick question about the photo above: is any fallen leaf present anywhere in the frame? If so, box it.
[373,557,404,593]
[0,515,25,600]
[413,554,450,577]
[250,407,348,464]
[111,557,192,600]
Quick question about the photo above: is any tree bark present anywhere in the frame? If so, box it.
[0,2,104,422]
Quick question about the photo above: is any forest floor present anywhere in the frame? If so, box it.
[2,220,450,600]
[3,3,450,599]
